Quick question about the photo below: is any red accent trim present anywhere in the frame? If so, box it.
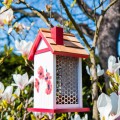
[53,51,89,58]
[28,32,42,61]
[51,27,63,45]
[27,108,90,113]
[35,48,50,55]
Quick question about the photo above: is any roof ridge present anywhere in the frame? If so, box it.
[39,28,74,37]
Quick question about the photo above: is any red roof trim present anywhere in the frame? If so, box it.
[28,32,42,61]
[35,48,50,55]
[53,51,89,58]
[28,31,54,61]
[27,108,90,113]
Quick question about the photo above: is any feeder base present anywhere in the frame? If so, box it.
[27,108,90,113]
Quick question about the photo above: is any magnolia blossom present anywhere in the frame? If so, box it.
[71,113,82,120]
[0,82,20,103]
[82,114,88,120]
[0,82,5,98]
[0,6,14,26]
[97,92,120,120]
[12,73,34,90]
[15,40,33,58]
[14,22,30,33]
[8,22,33,34]
[2,86,20,103]
[106,55,120,76]
[86,64,104,77]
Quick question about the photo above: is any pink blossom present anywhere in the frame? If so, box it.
[45,80,52,95]
[38,66,44,79]
[35,78,39,93]
[45,72,52,82]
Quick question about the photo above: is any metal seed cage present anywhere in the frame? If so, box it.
[56,55,79,104]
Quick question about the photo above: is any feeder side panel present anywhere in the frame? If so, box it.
[34,39,54,109]
[78,58,83,108]
[55,56,80,109]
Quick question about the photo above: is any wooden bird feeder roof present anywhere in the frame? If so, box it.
[28,27,89,61]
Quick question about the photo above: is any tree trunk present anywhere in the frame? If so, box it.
[90,50,98,120]
[97,0,120,90]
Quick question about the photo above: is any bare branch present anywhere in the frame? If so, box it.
[60,0,91,50]
[19,0,52,27]
[78,24,94,39]
[92,0,119,47]
[13,7,95,39]
[103,0,119,14]
[76,0,100,21]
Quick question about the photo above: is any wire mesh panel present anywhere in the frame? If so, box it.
[56,55,79,104]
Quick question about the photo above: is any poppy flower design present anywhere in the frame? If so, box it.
[38,66,44,79]
[45,80,52,95]
[35,78,39,93]
[45,72,52,82]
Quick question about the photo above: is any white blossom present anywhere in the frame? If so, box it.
[97,92,120,120]
[2,86,20,103]
[0,6,14,26]
[12,73,34,90]
[71,113,82,120]
[0,82,4,98]
[15,40,33,58]
[107,55,120,74]
[86,64,104,77]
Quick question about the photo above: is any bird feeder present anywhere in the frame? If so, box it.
[27,26,90,113]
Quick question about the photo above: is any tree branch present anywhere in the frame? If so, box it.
[60,0,91,50]
[92,0,119,47]
[19,0,52,27]
[13,7,95,39]
[76,0,100,21]
[103,0,119,14]
[78,23,94,39]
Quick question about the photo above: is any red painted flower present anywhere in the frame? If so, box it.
[45,80,52,95]
[45,72,52,82]
[35,78,39,93]
[38,66,44,79]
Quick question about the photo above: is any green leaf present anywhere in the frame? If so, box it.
[8,116,14,120]
[0,57,5,65]
[114,73,120,84]
[17,103,23,111]
[12,94,18,99]
[97,82,102,92]
[11,110,14,115]
[4,45,8,53]
[71,0,76,7]
[107,88,113,95]
[2,0,13,8]
[1,100,8,108]
[17,66,22,72]
[4,45,13,56]
[30,114,36,120]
